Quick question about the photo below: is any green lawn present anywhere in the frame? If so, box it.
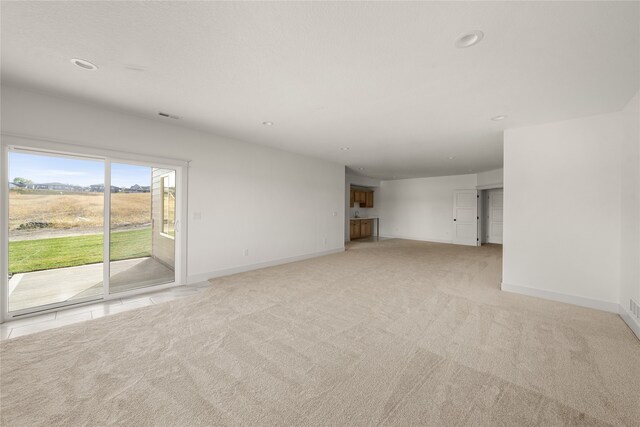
[9,228,152,274]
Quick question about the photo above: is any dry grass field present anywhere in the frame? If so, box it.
[9,191,151,231]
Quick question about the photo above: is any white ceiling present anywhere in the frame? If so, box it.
[1,1,638,179]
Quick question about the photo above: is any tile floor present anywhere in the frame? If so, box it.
[1,281,212,340]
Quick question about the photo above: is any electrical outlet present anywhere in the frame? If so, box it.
[193,212,202,221]
[333,211,338,217]
[630,299,640,321]
[243,249,249,256]
[323,237,327,245]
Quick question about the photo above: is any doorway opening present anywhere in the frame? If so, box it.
[479,188,503,245]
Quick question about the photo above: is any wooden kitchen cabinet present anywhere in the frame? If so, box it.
[350,188,374,208]
[350,220,361,239]
[365,191,374,208]
[350,218,374,240]
[360,219,372,237]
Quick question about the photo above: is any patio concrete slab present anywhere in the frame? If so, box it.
[9,257,174,312]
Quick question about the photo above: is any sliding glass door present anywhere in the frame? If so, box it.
[8,151,105,312]
[5,148,181,317]
[109,164,175,293]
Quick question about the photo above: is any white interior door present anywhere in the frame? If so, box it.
[453,190,478,246]
[488,188,503,244]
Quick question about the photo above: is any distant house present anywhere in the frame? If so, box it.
[89,184,121,193]
[28,182,84,192]
[8,182,24,189]
[127,184,150,193]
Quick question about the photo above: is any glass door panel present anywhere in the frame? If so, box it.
[8,151,105,312]
[109,164,175,293]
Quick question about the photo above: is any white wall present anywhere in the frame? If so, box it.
[620,92,640,327]
[378,174,477,243]
[0,85,345,282]
[476,168,503,188]
[503,111,627,312]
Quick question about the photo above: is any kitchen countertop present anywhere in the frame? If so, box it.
[350,217,378,220]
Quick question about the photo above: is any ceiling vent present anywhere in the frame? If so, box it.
[158,112,180,120]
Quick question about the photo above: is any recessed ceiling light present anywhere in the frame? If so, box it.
[455,30,484,48]
[70,58,98,70]
[262,121,274,126]
[340,147,350,151]
[358,167,365,171]
[448,156,456,160]
[491,115,507,121]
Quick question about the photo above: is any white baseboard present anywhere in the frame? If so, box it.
[501,282,619,313]
[379,234,453,244]
[186,247,345,284]
[619,304,640,340]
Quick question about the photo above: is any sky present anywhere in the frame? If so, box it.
[9,152,152,188]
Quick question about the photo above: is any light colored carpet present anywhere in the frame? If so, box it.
[1,239,638,426]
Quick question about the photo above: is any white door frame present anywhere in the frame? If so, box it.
[478,187,504,245]
[478,189,485,244]
[1,138,9,324]
[486,188,504,244]
[0,134,189,323]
